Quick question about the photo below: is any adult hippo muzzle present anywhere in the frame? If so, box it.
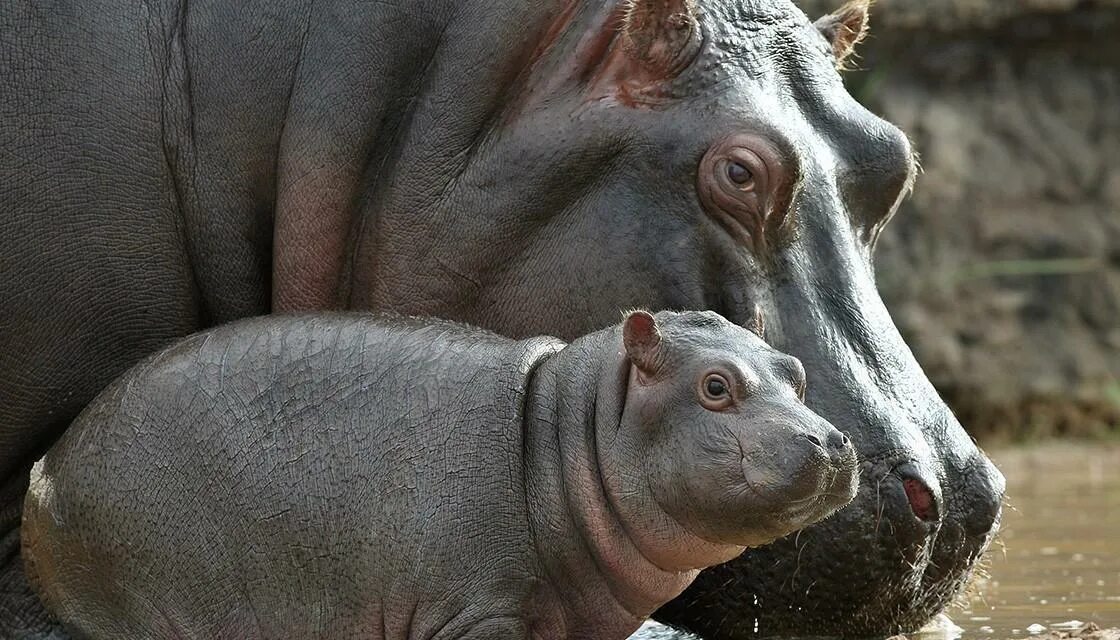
[0,0,1002,637]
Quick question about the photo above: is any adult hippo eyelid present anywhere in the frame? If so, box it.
[698,132,802,257]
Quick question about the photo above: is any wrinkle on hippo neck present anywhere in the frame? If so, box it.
[521,331,713,637]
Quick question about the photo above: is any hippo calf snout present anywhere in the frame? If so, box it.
[802,424,852,467]
[748,410,858,513]
[731,407,858,545]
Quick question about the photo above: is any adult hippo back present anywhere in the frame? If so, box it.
[0,0,1004,638]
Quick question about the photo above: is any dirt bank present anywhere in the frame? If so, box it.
[798,0,1120,440]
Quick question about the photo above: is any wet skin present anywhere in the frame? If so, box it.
[23,311,857,640]
[0,0,1003,637]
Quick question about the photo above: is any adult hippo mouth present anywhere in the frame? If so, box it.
[1,0,1002,637]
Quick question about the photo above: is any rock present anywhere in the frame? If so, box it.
[1029,622,1120,640]
[629,621,701,639]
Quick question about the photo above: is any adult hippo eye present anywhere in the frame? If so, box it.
[698,133,797,255]
[699,373,734,411]
[726,161,754,187]
[720,149,766,195]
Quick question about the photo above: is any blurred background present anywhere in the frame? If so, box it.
[798,0,1120,442]
[793,2,1119,637]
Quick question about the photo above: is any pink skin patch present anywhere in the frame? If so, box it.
[903,477,938,522]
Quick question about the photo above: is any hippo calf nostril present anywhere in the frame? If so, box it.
[823,428,851,466]
[806,429,851,466]
[826,429,848,452]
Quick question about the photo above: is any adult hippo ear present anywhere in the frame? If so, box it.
[814,0,872,70]
[621,0,701,77]
[623,310,664,380]
[746,305,766,340]
[580,0,703,104]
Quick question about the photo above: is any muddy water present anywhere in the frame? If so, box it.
[934,443,1120,638]
[635,443,1120,640]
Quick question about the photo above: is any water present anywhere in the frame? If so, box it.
[634,442,1120,640]
[941,443,1120,638]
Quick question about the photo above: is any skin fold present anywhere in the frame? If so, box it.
[0,0,1004,637]
[23,311,857,640]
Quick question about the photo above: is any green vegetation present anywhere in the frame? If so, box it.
[949,258,1105,283]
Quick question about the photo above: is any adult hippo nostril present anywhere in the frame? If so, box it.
[921,455,1006,591]
[894,462,941,523]
[904,477,938,522]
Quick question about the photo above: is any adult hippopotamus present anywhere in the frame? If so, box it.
[0,0,1004,637]
[22,310,858,640]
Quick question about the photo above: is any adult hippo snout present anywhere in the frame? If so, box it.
[658,190,1006,636]
[957,456,1006,538]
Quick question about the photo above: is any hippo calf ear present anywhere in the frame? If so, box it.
[814,0,871,70]
[623,310,663,376]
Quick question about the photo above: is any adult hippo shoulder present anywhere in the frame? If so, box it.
[0,0,1004,638]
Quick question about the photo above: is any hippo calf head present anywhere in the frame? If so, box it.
[273,0,1006,635]
[600,310,857,562]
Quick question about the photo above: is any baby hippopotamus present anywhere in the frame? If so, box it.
[23,310,857,640]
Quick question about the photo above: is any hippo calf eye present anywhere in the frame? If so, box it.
[706,377,727,397]
[699,372,735,411]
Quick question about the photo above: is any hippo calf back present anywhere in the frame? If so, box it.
[22,312,856,640]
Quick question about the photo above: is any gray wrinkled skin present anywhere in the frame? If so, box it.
[1,0,1004,637]
[22,311,856,640]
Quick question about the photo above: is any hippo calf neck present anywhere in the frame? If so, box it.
[23,311,857,640]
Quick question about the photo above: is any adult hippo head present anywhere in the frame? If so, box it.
[270,1,1003,636]
[0,0,1002,637]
